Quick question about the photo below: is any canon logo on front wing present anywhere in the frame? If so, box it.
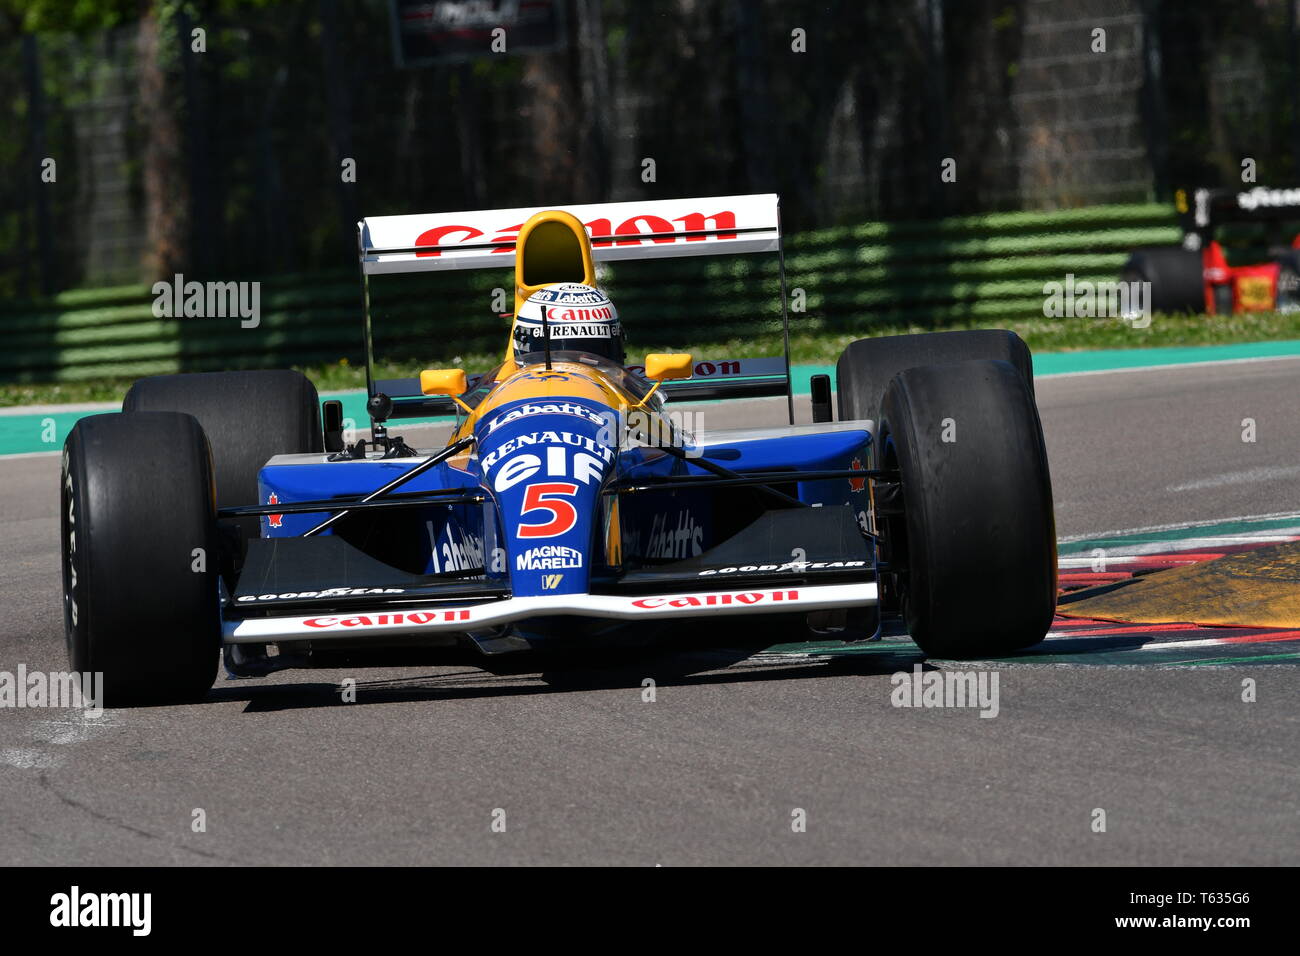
[304,610,471,628]
[415,210,738,256]
[631,590,799,609]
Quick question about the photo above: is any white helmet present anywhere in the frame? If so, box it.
[512,283,624,365]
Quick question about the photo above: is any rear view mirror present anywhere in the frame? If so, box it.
[420,369,471,413]
[420,368,468,396]
[644,353,694,381]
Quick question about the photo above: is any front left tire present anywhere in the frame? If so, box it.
[62,411,221,705]
[877,359,1057,657]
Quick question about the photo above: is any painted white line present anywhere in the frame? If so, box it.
[1058,511,1300,543]
[1166,465,1300,493]
[1038,352,1300,380]
[0,450,61,463]
[1058,554,1144,568]
[0,401,118,417]
[1137,635,1299,650]
[1060,533,1300,559]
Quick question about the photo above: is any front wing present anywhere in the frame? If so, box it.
[223,581,878,644]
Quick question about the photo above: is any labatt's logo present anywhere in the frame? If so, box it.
[427,520,484,575]
[643,509,704,559]
[483,401,610,435]
[415,211,738,256]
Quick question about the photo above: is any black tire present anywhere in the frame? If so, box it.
[1121,246,1204,314]
[61,412,220,704]
[836,329,1033,423]
[122,369,322,536]
[877,359,1057,658]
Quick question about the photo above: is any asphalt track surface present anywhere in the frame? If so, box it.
[1,357,1298,865]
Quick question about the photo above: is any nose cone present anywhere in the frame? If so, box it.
[475,396,616,596]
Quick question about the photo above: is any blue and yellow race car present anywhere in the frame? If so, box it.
[60,194,1057,704]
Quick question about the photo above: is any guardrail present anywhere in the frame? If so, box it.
[0,203,1180,383]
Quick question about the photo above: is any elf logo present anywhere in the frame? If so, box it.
[541,573,565,590]
[481,432,615,493]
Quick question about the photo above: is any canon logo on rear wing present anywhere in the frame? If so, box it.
[358,194,781,274]
[413,211,740,258]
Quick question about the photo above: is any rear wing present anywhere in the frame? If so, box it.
[1179,187,1300,243]
[359,194,781,273]
[355,194,794,422]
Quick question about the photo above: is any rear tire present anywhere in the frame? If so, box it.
[61,412,220,705]
[123,369,322,538]
[878,360,1057,658]
[1121,246,1204,314]
[836,329,1033,423]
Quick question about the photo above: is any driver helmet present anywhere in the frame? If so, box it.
[512,282,624,365]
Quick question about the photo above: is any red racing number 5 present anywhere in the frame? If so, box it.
[518,482,579,538]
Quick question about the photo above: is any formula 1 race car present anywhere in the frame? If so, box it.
[1123,186,1300,315]
[61,194,1057,704]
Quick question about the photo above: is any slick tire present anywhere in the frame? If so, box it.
[836,329,1034,424]
[1121,246,1204,314]
[123,369,322,539]
[61,412,221,705]
[877,359,1057,658]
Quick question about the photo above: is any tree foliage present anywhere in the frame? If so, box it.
[3,0,1299,297]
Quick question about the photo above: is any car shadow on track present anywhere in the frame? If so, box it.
[206,636,926,713]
